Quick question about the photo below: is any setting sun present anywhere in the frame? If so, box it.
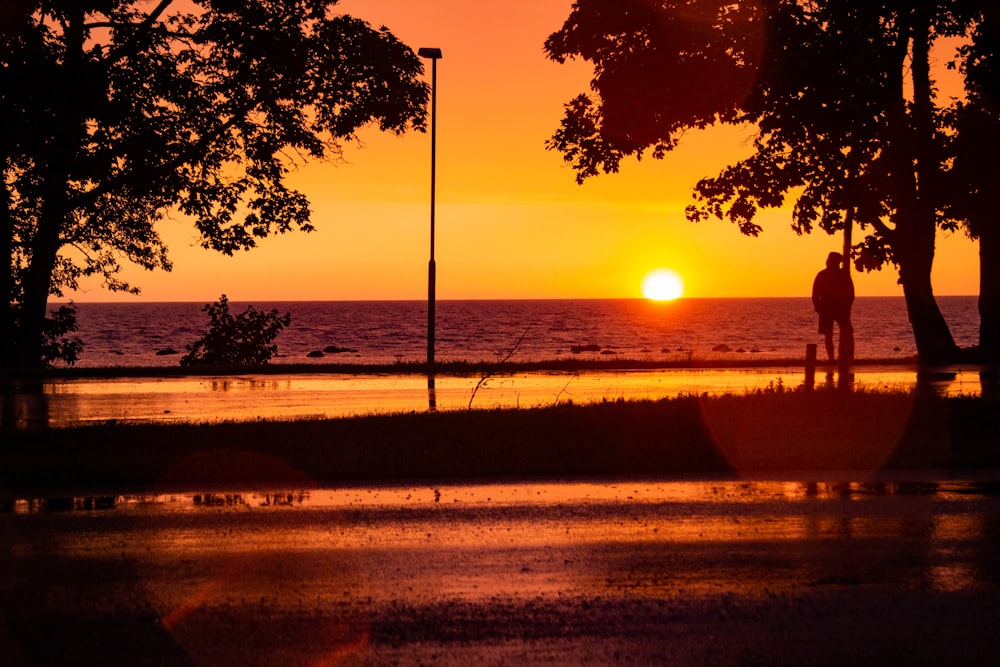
[641,268,685,301]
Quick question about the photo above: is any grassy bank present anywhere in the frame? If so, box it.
[3,389,1000,495]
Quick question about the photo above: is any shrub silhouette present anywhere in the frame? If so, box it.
[181,295,290,366]
[41,304,84,367]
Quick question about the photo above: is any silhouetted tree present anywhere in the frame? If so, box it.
[546,0,975,362]
[1,0,428,369]
[947,1,1000,360]
[181,295,290,366]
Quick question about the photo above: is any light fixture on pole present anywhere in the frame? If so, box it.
[418,47,442,368]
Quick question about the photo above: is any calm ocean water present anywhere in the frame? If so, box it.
[59,297,980,368]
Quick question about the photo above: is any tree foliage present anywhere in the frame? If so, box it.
[946,0,1000,358]
[2,0,428,369]
[180,295,290,366]
[547,0,992,362]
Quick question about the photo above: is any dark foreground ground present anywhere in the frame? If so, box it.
[3,479,1000,666]
[3,390,1000,492]
[3,390,1000,665]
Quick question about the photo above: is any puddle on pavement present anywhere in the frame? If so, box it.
[4,478,999,624]
[4,479,999,515]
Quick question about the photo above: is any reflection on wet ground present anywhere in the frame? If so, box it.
[2,364,992,428]
[6,478,1000,514]
[3,478,1000,664]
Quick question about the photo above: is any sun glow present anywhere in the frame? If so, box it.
[642,268,685,301]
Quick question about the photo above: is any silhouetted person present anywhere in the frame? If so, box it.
[812,251,854,363]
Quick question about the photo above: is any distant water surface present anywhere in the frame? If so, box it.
[60,297,979,368]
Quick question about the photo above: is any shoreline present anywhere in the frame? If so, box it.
[0,355,937,380]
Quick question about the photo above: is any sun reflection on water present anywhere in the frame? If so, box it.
[7,364,987,428]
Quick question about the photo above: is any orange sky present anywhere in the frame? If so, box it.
[68,0,979,302]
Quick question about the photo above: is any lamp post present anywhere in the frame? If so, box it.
[418,47,442,368]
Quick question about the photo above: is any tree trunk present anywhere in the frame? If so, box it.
[892,185,958,363]
[901,267,959,363]
[979,220,1000,361]
[14,213,63,370]
[891,6,958,364]
[10,6,90,370]
[0,177,15,369]
[971,4,1000,362]
[894,191,957,363]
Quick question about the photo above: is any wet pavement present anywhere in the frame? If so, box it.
[2,478,1000,665]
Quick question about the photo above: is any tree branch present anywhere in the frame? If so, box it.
[103,0,178,66]
[868,215,893,238]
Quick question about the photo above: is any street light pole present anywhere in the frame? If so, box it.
[418,48,442,368]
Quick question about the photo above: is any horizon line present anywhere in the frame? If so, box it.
[51,294,978,304]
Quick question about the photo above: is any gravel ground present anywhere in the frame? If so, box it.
[3,478,1000,665]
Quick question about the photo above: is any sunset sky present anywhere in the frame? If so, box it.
[70,0,979,302]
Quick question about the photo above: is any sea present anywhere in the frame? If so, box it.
[5,296,984,426]
[60,296,980,368]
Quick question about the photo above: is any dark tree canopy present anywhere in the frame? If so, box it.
[547,0,993,362]
[947,1,1000,358]
[2,0,429,369]
[546,0,766,183]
